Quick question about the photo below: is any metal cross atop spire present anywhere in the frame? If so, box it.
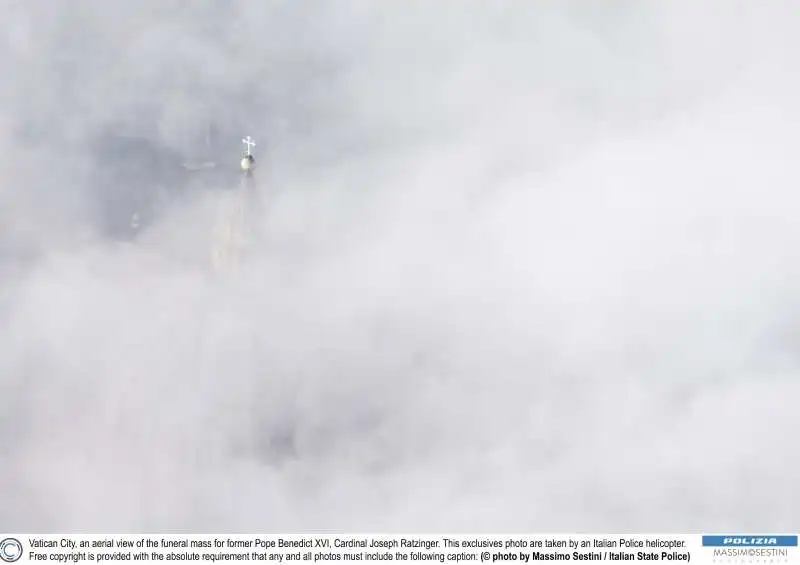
[242,136,256,156]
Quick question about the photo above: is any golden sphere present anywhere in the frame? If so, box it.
[240,155,255,172]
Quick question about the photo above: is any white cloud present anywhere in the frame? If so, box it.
[1,0,798,531]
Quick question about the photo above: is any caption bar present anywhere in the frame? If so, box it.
[0,534,797,564]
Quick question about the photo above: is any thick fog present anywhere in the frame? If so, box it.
[1,0,799,531]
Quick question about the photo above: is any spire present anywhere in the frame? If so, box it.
[240,135,256,174]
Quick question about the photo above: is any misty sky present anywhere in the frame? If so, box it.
[1,0,799,531]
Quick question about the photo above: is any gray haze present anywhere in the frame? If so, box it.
[1,0,800,531]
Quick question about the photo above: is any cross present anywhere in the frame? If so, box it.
[242,135,256,156]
